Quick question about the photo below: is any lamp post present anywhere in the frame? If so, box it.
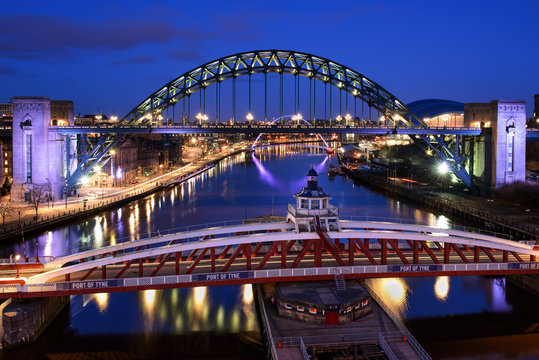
[15,254,20,277]
[35,239,39,263]
[246,112,254,124]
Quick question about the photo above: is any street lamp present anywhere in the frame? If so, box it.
[64,184,68,209]
[196,113,207,125]
[246,112,254,124]
[292,113,303,125]
[15,254,20,277]
[345,113,352,125]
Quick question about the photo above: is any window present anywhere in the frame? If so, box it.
[300,199,308,209]
[297,305,305,312]
[3,168,7,174]
[322,199,328,209]
[312,200,320,209]
[25,134,32,183]
[4,160,7,166]
[507,132,514,172]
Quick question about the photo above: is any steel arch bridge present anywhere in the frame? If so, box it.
[1,219,538,298]
[66,50,474,190]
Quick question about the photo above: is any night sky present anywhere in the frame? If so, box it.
[1,0,538,117]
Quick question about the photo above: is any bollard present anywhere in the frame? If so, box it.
[402,334,406,342]
[278,341,281,349]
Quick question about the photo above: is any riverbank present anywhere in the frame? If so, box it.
[345,168,539,241]
[0,148,248,242]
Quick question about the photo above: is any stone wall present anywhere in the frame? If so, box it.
[11,97,74,201]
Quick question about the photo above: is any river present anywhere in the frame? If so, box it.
[2,145,539,359]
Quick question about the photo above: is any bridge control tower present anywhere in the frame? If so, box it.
[287,169,340,232]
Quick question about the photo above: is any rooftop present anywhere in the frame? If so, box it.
[277,281,370,306]
[407,99,464,120]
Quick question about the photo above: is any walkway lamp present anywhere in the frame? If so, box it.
[246,112,254,124]
[196,113,208,125]
[345,113,352,125]
[15,254,20,277]
[336,115,343,123]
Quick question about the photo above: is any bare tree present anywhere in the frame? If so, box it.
[29,184,49,220]
[0,201,14,228]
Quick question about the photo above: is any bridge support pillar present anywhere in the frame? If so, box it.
[11,97,74,202]
[474,246,480,263]
[348,238,355,266]
[412,240,419,264]
[281,241,287,268]
[379,239,387,265]
[314,238,322,267]
[176,251,181,275]
[444,243,450,264]
[245,244,251,270]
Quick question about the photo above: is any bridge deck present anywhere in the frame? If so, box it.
[0,220,537,298]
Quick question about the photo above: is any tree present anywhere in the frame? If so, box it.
[0,201,14,228]
[29,184,49,220]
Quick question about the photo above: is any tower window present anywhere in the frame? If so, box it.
[25,134,32,182]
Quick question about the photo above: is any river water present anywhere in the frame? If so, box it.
[2,145,539,359]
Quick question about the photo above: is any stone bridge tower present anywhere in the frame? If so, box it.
[12,97,74,202]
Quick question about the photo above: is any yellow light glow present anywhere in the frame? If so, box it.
[143,289,156,310]
[94,293,109,312]
[434,276,449,301]
[193,286,207,312]
[242,284,253,304]
[382,278,406,304]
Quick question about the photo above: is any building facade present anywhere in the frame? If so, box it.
[11,97,74,201]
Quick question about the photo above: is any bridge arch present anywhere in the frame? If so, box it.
[67,50,474,190]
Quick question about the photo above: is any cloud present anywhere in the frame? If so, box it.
[0,13,213,59]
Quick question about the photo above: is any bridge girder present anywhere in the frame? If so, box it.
[66,50,475,190]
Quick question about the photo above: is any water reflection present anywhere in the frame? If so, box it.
[94,293,109,312]
[434,276,449,301]
[367,278,409,318]
[193,286,207,313]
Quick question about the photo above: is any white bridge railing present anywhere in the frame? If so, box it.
[0,261,536,296]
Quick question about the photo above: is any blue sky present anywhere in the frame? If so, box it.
[1,0,538,118]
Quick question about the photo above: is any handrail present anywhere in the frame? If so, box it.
[378,333,398,360]
[257,288,279,360]
[299,338,309,360]
[364,281,432,360]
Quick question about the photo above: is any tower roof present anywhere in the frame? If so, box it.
[296,168,328,198]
